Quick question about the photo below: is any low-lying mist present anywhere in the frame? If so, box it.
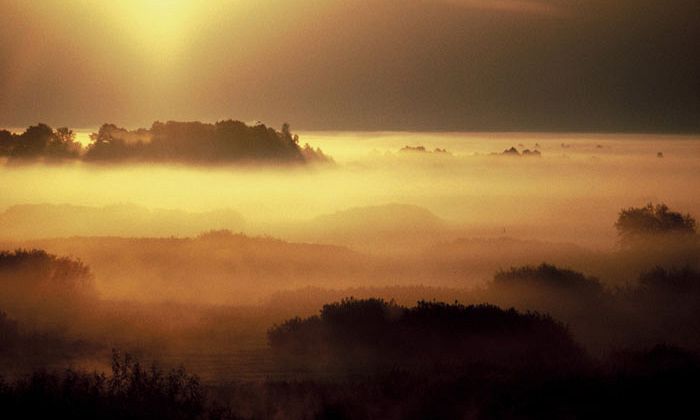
[0,131,699,417]
[2,132,699,250]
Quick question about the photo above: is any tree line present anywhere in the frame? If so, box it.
[0,121,331,164]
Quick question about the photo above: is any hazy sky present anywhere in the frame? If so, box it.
[1,0,698,132]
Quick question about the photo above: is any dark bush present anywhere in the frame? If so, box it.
[638,266,700,294]
[0,249,95,300]
[0,249,96,329]
[616,203,696,245]
[487,264,607,338]
[0,311,20,351]
[493,263,603,296]
[268,298,582,372]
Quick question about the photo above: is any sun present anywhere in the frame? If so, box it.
[111,0,203,54]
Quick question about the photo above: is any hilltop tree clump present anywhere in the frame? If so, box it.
[1,120,331,165]
[83,120,331,164]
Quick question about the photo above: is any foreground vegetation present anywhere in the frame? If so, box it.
[1,316,699,419]
[0,203,697,418]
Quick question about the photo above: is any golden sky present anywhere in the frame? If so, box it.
[0,0,698,132]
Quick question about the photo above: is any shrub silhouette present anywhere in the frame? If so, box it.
[611,344,700,375]
[615,203,696,245]
[0,249,95,298]
[612,266,700,348]
[0,308,100,368]
[482,264,616,352]
[268,298,581,372]
[0,249,96,327]
[488,263,604,319]
[493,263,602,296]
[494,263,602,294]
[3,345,697,419]
[638,266,700,294]
[0,311,20,351]
[401,145,427,152]
[399,145,451,154]
[0,350,211,420]
[521,148,541,156]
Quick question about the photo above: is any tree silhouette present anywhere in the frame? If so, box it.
[3,120,330,164]
[0,124,82,161]
[83,120,329,164]
[0,129,13,155]
[46,127,82,159]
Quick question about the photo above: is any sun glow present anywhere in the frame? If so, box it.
[109,0,204,55]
